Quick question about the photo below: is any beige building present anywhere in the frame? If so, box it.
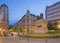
[15,10,37,34]
[45,2,60,23]
[34,19,48,33]
[0,4,9,36]
[15,10,49,34]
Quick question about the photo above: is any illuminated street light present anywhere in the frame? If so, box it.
[0,28,2,31]
[58,24,60,28]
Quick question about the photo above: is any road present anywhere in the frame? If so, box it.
[0,36,60,43]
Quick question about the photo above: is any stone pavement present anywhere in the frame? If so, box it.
[0,36,60,43]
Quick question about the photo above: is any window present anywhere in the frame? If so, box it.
[37,25,42,28]
[23,27,25,29]
[32,25,35,26]
[27,24,29,26]
[27,19,29,23]
[27,21,29,23]
[46,6,60,12]
[33,20,35,22]
[27,16,29,18]
[27,19,29,21]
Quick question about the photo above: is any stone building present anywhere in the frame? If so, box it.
[0,4,9,36]
[34,19,48,33]
[15,10,37,34]
[15,11,49,34]
[34,13,48,33]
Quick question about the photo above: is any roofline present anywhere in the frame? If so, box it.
[46,1,60,9]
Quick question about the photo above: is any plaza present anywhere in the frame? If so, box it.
[0,0,60,43]
[0,36,60,43]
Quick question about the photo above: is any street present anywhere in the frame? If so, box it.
[0,36,60,43]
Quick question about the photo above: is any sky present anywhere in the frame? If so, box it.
[0,0,60,25]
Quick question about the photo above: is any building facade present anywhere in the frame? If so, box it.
[35,19,48,33]
[0,4,9,36]
[45,2,60,23]
[15,10,37,34]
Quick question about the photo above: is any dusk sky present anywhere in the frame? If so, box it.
[0,0,60,25]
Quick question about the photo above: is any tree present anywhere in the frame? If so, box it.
[47,22,54,30]
[9,25,13,29]
[53,21,58,30]
[9,25,15,32]
[16,28,23,32]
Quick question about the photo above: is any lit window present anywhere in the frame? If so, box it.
[37,25,42,28]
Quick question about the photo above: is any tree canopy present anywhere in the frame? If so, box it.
[47,22,54,30]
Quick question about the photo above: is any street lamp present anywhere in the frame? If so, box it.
[58,24,60,28]
[0,28,2,31]
[57,24,60,31]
